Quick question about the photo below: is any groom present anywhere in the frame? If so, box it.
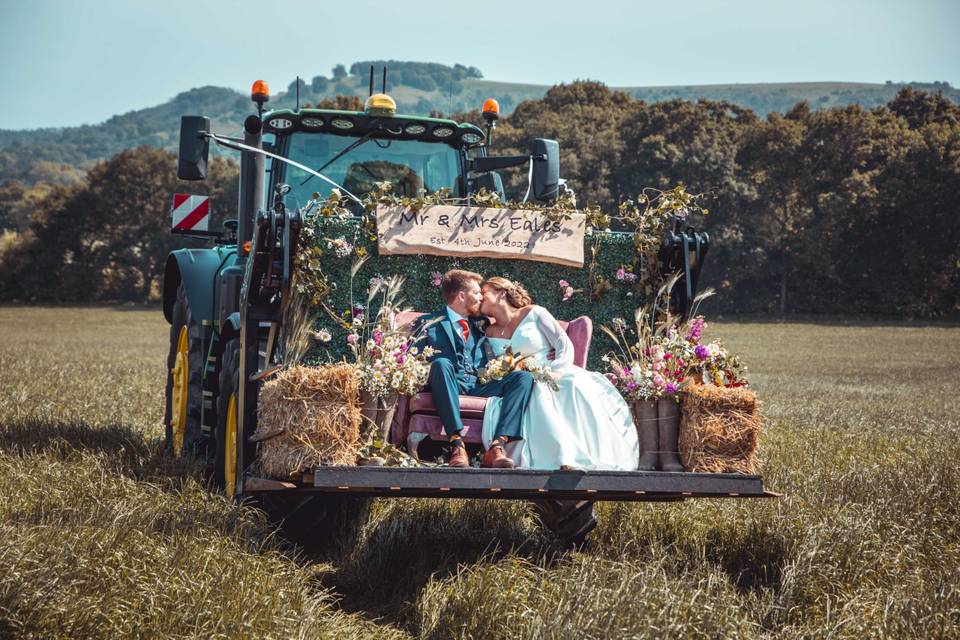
[416,269,532,468]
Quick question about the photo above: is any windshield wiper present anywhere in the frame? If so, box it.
[300,130,377,187]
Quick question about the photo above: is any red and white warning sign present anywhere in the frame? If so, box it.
[171,194,210,232]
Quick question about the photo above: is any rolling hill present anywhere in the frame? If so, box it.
[1,61,957,184]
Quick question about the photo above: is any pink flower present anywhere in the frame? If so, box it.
[372,330,383,345]
[687,317,705,342]
[346,334,359,344]
[558,279,569,288]
[616,267,626,281]
[430,271,443,287]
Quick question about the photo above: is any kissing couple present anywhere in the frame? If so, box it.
[415,269,639,470]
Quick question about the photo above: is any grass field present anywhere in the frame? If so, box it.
[0,307,958,638]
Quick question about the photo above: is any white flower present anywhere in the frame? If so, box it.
[316,329,331,343]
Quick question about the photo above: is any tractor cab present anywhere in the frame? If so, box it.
[261,96,481,207]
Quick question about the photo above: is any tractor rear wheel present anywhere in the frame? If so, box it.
[532,499,597,550]
[164,283,204,458]
[214,336,256,498]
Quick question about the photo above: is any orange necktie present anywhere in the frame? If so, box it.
[457,319,470,344]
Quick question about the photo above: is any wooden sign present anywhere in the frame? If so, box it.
[375,205,586,268]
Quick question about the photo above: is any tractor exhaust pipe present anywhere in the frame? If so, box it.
[237,115,264,256]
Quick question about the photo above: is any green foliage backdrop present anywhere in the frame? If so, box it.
[306,218,641,369]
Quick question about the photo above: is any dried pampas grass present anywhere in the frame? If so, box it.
[679,384,762,474]
[255,364,360,479]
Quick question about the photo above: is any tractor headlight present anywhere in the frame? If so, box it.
[268,118,294,130]
[461,132,483,145]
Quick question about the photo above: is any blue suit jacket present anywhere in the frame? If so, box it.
[415,310,492,388]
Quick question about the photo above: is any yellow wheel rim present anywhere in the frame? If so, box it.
[224,392,238,498]
[170,326,189,456]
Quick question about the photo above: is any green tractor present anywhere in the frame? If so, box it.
[163,71,770,548]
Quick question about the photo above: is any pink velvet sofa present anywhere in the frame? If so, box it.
[389,311,593,454]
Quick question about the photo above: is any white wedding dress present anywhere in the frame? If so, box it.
[481,306,639,470]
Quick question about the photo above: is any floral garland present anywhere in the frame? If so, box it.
[292,182,708,318]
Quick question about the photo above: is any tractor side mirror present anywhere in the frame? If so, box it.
[177,116,211,181]
[531,138,559,202]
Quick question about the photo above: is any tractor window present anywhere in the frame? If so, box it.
[283,132,460,208]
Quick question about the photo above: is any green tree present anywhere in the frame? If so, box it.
[735,107,810,312]
[0,148,237,302]
[494,81,633,210]
[887,87,960,129]
[311,75,329,93]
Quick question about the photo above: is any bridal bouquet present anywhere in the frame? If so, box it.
[478,346,560,391]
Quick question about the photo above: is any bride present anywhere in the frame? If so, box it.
[479,277,639,470]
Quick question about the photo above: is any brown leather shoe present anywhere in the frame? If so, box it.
[448,445,469,468]
[482,444,515,469]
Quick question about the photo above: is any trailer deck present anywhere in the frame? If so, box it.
[245,466,779,502]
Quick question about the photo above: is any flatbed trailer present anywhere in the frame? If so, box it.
[244,467,777,547]
[247,466,778,502]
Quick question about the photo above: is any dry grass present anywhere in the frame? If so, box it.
[1,307,959,638]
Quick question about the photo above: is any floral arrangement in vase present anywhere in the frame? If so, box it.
[600,274,747,402]
[336,266,437,400]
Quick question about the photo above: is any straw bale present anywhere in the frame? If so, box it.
[679,384,762,474]
[255,363,361,479]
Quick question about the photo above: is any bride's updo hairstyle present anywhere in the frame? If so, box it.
[483,277,533,308]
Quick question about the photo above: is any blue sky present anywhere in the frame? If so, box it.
[2,0,958,130]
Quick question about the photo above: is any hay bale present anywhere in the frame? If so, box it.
[255,363,361,479]
[679,384,762,474]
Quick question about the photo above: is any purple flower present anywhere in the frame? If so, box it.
[665,383,678,395]
[372,330,383,345]
[687,317,705,342]
[352,306,364,318]
[695,344,710,360]
[615,267,626,281]
[625,380,638,390]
